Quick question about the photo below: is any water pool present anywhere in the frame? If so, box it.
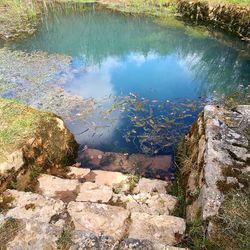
[1,4,250,155]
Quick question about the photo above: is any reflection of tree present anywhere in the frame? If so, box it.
[12,4,250,97]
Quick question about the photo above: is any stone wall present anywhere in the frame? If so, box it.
[177,0,250,41]
[178,104,250,248]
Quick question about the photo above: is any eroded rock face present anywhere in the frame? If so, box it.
[178,104,250,247]
[177,1,250,41]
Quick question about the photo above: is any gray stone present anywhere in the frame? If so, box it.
[76,182,113,203]
[128,212,186,246]
[67,201,130,241]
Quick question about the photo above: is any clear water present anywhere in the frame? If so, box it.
[6,4,250,155]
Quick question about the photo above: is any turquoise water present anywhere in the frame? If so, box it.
[6,4,250,154]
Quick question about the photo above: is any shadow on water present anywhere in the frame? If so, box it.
[1,3,250,155]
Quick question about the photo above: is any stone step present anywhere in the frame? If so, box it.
[129,212,186,246]
[37,172,177,215]
[1,189,186,249]
[77,148,174,180]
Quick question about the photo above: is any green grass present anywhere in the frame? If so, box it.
[0,99,40,146]
[0,98,52,161]
[0,0,39,19]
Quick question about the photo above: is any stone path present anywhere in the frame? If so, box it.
[0,167,187,249]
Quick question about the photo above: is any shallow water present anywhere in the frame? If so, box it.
[2,4,250,155]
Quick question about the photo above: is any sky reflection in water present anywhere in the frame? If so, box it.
[8,6,250,154]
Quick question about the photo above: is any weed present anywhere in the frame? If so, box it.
[56,226,73,250]
[30,166,42,180]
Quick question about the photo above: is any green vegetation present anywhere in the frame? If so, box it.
[56,226,73,250]
[0,98,43,159]
[212,188,250,249]
[0,0,38,19]
[30,166,43,181]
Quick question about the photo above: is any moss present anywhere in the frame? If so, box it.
[127,174,140,194]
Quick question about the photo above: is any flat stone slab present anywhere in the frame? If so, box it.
[91,170,129,187]
[76,182,113,203]
[129,212,186,246]
[38,174,79,202]
[119,193,177,216]
[1,190,65,224]
[67,201,130,241]
[134,177,170,194]
[66,167,91,179]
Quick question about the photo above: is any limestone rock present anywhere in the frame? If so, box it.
[76,182,113,203]
[133,177,170,194]
[67,201,130,241]
[5,220,60,250]
[66,167,91,179]
[119,238,187,250]
[2,189,65,223]
[128,212,186,246]
[70,231,116,250]
[38,174,79,202]
[91,170,129,187]
[115,193,177,216]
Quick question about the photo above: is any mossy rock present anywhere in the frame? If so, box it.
[0,98,78,192]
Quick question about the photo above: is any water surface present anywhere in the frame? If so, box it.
[2,4,250,154]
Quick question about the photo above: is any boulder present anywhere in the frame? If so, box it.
[0,98,78,192]
[126,193,177,216]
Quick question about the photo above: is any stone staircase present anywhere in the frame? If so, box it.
[0,167,187,249]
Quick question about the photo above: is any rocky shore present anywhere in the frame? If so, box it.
[1,98,249,249]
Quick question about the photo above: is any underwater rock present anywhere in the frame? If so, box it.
[79,148,173,179]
